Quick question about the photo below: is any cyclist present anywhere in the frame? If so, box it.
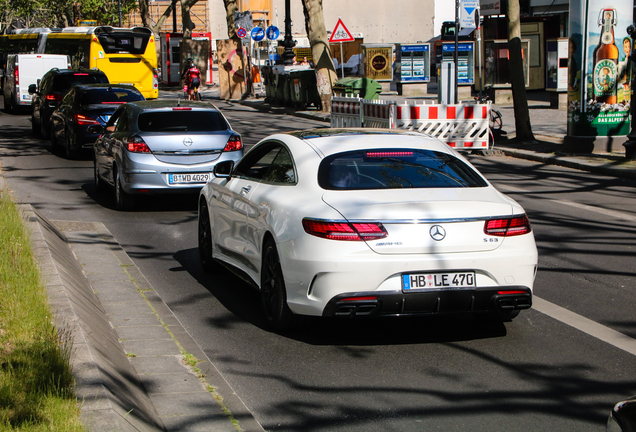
[181,58,201,100]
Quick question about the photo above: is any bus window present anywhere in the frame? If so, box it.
[45,37,90,69]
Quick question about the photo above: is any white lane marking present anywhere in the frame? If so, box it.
[494,183,531,193]
[533,297,636,356]
[549,199,636,223]
[495,184,635,222]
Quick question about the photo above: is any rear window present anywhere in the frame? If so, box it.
[53,73,108,92]
[318,149,488,190]
[137,111,229,132]
[80,88,143,105]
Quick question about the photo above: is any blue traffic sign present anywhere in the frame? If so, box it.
[251,27,265,41]
[237,27,247,38]
[266,26,280,40]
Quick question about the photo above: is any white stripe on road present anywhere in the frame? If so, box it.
[495,184,636,222]
[549,199,636,223]
[533,296,636,356]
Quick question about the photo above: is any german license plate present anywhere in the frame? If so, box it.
[168,173,211,184]
[402,272,476,292]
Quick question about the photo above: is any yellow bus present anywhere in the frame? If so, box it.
[11,26,159,99]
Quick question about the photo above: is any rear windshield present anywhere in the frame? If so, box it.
[80,88,143,105]
[137,111,229,132]
[53,73,108,93]
[96,32,150,54]
[318,149,488,190]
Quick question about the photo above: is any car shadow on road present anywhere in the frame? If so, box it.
[172,247,510,346]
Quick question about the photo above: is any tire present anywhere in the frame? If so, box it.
[261,238,297,331]
[491,110,503,130]
[50,123,60,152]
[64,130,77,159]
[31,111,39,136]
[198,201,219,272]
[114,165,135,211]
[94,157,106,193]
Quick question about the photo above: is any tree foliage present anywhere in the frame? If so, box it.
[0,0,138,32]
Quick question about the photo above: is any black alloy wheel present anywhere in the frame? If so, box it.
[261,239,297,331]
[198,201,219,272]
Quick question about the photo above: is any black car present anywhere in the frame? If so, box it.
[50,84,144,158]
[29,68,109,138]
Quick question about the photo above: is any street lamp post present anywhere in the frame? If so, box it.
[281,0,296,65]
[623,24,636,159]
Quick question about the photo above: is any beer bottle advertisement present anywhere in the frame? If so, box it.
[567,0,632,139]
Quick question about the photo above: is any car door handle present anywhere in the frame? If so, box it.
[241,186,251,195]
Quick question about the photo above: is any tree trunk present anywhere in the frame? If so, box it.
[302,0,337,112]
[507,0,535,142]
[181,0,197,39]
[138,0,152,31]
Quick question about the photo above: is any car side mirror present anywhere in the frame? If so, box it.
[214,160,234,178]
[28,84,36,94]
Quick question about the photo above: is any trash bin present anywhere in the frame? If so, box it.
[289,69,322,109]
[333,77,382,100]
[274,72,288,105]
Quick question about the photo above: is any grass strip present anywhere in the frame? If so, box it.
[0,193,83,431]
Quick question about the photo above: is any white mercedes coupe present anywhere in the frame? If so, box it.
[198,129,538,330]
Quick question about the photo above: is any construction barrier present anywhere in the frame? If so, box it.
[330,96,491,149]
[395,102,490,150]
[330,96,362,128]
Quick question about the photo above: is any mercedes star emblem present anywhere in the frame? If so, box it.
[183,137,193,147]
[430,225,446,241]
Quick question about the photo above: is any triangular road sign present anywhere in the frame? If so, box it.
[329,18,355,43]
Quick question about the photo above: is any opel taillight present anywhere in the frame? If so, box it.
[224,134,242,152]
[302,219,387,241]
[484,215,531,237]
[125,135,151,153]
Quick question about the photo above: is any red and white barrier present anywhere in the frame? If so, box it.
[330,96,492,150]
[331,96,362,128]
[395,102,490,150]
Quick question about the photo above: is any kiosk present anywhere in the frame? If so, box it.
[394,43,430,96]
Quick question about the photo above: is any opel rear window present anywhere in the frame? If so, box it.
[318,149,488,190]
[137,111,229,132]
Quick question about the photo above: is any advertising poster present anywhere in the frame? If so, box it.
[362,45,393,81]
[568,0,632,138]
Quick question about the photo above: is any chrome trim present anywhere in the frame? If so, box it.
[303,214,527,224]
[153,149,222,156]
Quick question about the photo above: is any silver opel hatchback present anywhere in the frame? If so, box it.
[93,100,243,210]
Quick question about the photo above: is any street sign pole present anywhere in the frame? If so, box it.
[340,41,344,78]
[455,0,459,103]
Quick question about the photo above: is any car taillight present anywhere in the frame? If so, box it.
[125,135,151,153]
[484,215,531,237]
[224,134,243,152]
[15,65,18,85]
[46,94,63,103]
[74,114,100,125]
[302,219,387,241]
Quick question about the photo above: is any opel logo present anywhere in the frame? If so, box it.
[430,225,446,241]
[183,137,193,147]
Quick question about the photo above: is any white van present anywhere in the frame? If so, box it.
[3,54,70,112]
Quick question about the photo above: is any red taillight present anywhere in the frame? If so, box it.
[224,134,243,152]
[153,68,158,79]
[302,219,387,241]
[484,215,531,237]
[366,151,413,157]
[341,296,378,301]
[46,94,57,101]
[15,65,18,85]
[125,136,151,153]
[73,73,89,76]
[172,107,192,110]
[74,114,100,125]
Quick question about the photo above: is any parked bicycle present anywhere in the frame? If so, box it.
[473,91,502,148]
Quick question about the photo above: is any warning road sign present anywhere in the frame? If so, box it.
[329,18,355,43]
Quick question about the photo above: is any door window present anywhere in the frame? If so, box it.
[234,142,296,185]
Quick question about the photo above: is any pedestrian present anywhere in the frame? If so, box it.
[180,58,201,101]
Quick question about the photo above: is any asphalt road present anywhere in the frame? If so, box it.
[1,99,636,432]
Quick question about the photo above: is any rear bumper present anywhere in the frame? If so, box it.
[322,286,532,317]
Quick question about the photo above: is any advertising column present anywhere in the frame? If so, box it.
[566,0,632,152]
